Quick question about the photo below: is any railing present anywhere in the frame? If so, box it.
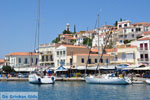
[139,58,149,61]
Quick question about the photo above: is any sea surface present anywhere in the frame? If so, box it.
[0,81,150,100]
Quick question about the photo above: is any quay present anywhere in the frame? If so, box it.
[0,77,148,83]
[0,77,85,81]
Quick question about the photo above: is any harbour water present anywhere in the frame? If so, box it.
[0,81,150,100]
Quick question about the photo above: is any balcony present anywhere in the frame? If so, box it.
[139,58,149,62]
[138,48,149,52]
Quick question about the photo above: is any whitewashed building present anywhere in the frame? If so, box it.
[137,37,150,65]
[5,52,38,68]
[39,43,61,67]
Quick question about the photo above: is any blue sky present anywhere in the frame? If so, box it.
[0,0,150,58]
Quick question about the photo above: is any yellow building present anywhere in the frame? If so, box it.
[110,45,138,65]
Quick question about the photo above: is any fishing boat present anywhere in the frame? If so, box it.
[28,0,55,84]
[85,14,131,85]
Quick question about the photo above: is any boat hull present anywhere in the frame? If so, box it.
[146,80,150,85]
[85,77,129,85]
[28,74,55,84]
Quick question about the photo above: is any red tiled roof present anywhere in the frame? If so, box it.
[63,34,73,36]
[142,31,150,35]
[132,22,150,26]
[127,46,137,48]
[0,59,4,63]
[6,52,38,56]
[91,49,98,52]
[62,45,87,48]
[138,37,150,41]
[64,36,75,40]
[105,49,117,52]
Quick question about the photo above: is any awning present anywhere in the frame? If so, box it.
[14,67,37,72]
[116,64,129,69]
[75,66,116,70]
[133,67,150,70]
[56,65,67,71]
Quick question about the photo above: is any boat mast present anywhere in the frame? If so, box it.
[34,0,40,53]
[37,0,40,52]
[97,14,100,70]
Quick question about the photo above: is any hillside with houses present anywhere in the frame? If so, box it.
[3,20,150,72]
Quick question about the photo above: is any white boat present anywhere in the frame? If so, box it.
[28,74,55,84]
[146,79,150,84]
[85,74,131,85]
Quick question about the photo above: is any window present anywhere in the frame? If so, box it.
[119,25,122,28]
[31,58,33,63]
[132,29,134,32]
[145,54,148,61]
[36,58,38,64]
[136,28,141,32]
[70,58,72,65]
[124,29,126,33]
[95,59,97,63]
[144,43,148,50]
[140,54,143,61]
[105,59,109,64]
[46,55,48,61]
[126,53,134,59]
[140,43,143,50]
[60,51,62,56]
[100,59,103,63]
[24,58,28,64]
[119,35,123,38]
[50,55,53,61]
[124,24,127,27]
[63,51,65,56]
[42,56,44,61]
[124,35,127,38]
[132,34,134,38]
[57,51,59,56]
[88,59,91,64]
[18,58,21,63]
[81,58,84,63]
[121,53,126,60]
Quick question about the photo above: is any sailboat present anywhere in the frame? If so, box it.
[28,0,55,84]
[85,14,131,85]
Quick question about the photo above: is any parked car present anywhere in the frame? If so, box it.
[17,73,29,78]
[10,72,17,77]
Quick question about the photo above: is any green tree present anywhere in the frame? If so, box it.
[106,39,114,49]
[120,18,122,22]
[52,37,60,43]
[136,36,143,39]
[123,40,132,44]
[114,21,118,26]
[70,39,76,44]
[2,66,15,74]
[83,37,92,46]
[63,30,72,34]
